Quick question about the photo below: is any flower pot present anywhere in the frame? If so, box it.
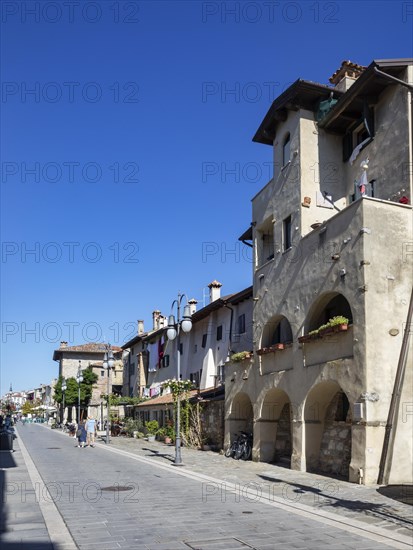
[271,343,285,350]
[164,436,172,444]
[147,435,156,442]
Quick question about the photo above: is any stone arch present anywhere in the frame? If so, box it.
[305,292,353,333]
[257,388,292,464]
[260,315,293,348]
[304,381,352,479]
[227,392,254,441]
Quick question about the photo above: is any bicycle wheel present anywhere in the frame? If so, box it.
[225,443,236,458]
[234,442,245,460]
[240,443,252,461]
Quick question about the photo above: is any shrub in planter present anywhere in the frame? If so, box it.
[145,420,159,436]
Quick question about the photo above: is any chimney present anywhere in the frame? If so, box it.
[137,320,144,335]
[158,315,167,328]
[188,298,198,315]
[208,280,222,303]
[152,310,161,330]
[329,60,366,92]
[60,341,68,349]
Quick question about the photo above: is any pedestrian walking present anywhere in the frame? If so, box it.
[76,421,87,448]
[85,416,97,447]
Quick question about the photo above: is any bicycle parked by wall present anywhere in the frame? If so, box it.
[225,431,252,460]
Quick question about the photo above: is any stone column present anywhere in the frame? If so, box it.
[290,419,306,472]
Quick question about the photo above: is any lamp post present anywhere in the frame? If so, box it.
[76,362,83,424]
[166,293,192,466]
[61,377,67,425]
[103,344,115,444]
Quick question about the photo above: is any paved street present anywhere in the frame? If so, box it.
[1,424,412,550]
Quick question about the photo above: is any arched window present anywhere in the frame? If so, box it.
[307,293,353,333]
[282,133,291,167]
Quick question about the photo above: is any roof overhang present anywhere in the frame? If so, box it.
[253,79,343,145]
[318,59,413,134]
[238,226,253,242]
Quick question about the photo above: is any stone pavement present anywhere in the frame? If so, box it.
[0,432,54,549]
[1,424,412,550]
[104,437,413,537]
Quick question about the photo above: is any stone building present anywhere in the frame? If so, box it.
[122,282,253,448]
[226,59,413,485]
[52,342,123,424]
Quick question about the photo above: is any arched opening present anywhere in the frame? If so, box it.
[260,315,293,348]
[227,392,254,444]
[304,381,352,480]
[306,293,353,333]
[258,389,291,464]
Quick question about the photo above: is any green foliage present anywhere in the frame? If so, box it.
[308,316,349,336]
[109,395,144,406]
[53,369,98,407]
[329,316,349,326]
[230,351,252,363]
[161,379,194,400]
[145,420,159,435]
[21,400,37,415]
[124,418,144,436]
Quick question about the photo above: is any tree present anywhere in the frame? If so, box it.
[21,400,37,415]
[54,368,98,407]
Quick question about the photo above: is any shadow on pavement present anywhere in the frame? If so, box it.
[0,543,54,549]
[377,485,413,506]
[0,451,17,537]
[142,447,175,462]
[258,474,413,527]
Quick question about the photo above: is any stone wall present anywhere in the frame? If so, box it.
[318,392,352,478]
[274,403,292,463]
[201,399,225,450]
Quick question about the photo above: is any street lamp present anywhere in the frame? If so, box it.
[102,344,115,444]
[167,293,192,466]
[61,377,67,425]
[76,362,83,424]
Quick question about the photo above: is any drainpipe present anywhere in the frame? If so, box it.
[377,286,413,485]
[223,303,234,357]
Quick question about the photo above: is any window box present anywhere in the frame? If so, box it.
[299,317,349,343]
[257,343,286,355]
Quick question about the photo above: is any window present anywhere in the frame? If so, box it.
[101,370,104,377]
[194,344,197,353]
[217,325,223,341]
[201,334,207,348]
[162,355,169,368]
[282,133,291,167]
[238,314,246,334]
[343,106,375,162]
[283,215,292,251]
[179,343,183,355]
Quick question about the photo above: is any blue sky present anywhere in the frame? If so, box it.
[1,0,412,394]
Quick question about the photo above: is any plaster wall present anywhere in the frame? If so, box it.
[343,75,411,204]
[228,198,412,483]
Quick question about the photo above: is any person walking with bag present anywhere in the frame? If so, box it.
[85,416,97,447]
[76,421,87,448]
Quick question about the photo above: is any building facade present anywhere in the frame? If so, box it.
[226,59,413,485]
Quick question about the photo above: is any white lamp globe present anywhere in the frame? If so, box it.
[167,327,177,340]
[181,319,192,333]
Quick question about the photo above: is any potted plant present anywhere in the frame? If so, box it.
[164,424,175,444]
[329,316,349,332]
[230,351,252,362]
[145,420,159,442]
